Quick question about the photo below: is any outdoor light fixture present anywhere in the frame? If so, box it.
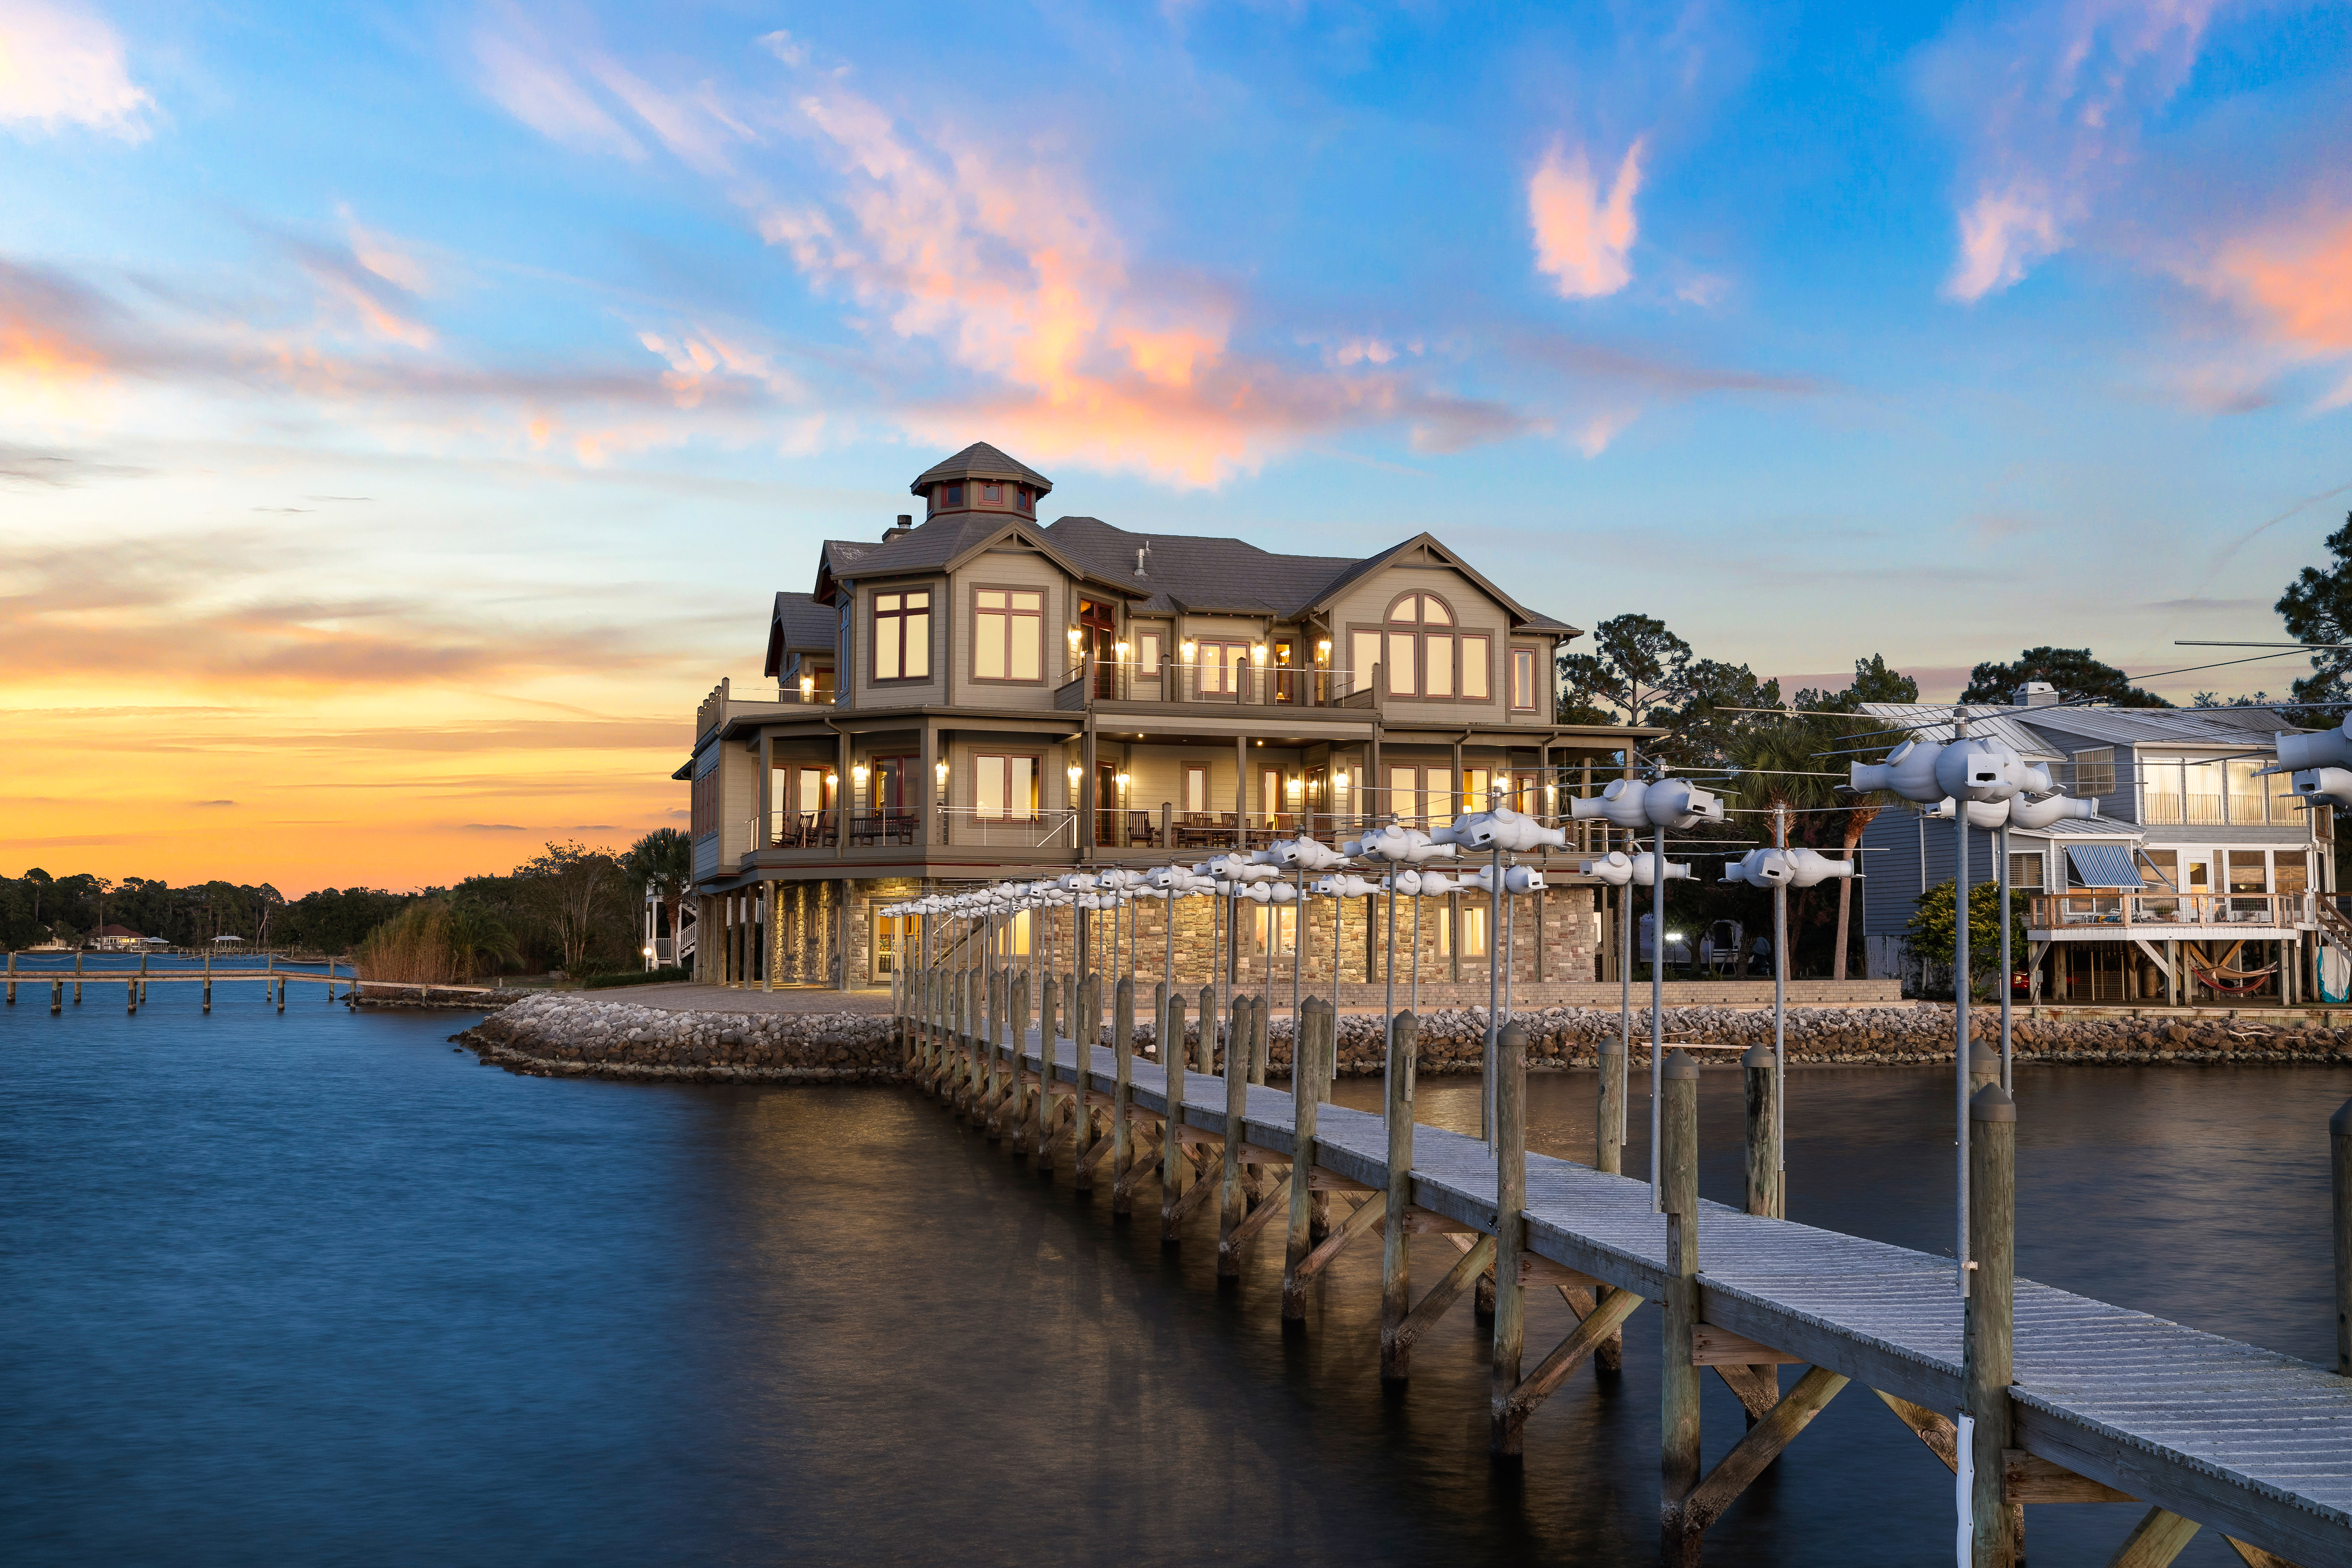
[935,761,949,782]
[1252,643,1267,661]
[1181,640,1196,658]
[1115,640,1129,658]
[852,763,870,784]
[1115,772,1130,790]
[1334,771,1350,792]
[1068,627,1082,645]
[825,771,839,786]
[1317,640,1331,661]
[1067,764,1082,785]
[799,674,814,699]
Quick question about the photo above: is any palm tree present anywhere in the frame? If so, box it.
[444,902,521,981]
[1726,720,1841,976]
[622,828,695,960]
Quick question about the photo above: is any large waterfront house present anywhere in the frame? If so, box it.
[680,442,1654,990]
[1856,692,2339,1004]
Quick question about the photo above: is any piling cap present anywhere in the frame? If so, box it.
[1969,1042,1999,1068]
[2333,1096,2352,1136]
[1970,1082,2016,1123]
[1501,1020,1527,1051]
[1663,1048,1700,1081]
[1742,1043,1773,1069]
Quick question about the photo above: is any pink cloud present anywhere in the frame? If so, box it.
[0,0,152,141]
[1528,138,1646,300]
[2199,211,2352,404]
[1926,0,2221,301]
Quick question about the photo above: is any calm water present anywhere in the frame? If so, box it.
[3,982,2345,1567]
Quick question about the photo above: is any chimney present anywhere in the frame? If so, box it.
[883,513,913,542]
[2014,680,2061,707]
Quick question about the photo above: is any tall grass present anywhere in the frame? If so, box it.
[353,903,459,985]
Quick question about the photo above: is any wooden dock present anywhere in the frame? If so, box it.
[903,966,2352,1568]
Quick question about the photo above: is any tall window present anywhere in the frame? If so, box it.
[1461,635,1489,700]
[796,766,832,817]
[2225,757,2268,824]
[1384,592,1459,698]
[1262,766,1283,828]
[974,755,1038,820]
[1510,647,1540,711]
[2071,747,2115,796]
[1437,904,1489,959]
[2141,758,2181,824]
[1349,629,1381,698]
[982,482,1003,504]
[1386,765,1452,824]
[1135,629,1163,680]
[1183,763,1210,818]
[1253,905,1298,957]
[1196,640,1250,695]
[2183,760,2224,825]
[1016,486,1033,512]
[1462,768,1492,813]
[2008,853,2043,890]
[873,589,931,681]
[974,589,1043,682]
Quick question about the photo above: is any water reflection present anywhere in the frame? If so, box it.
[3,1001,2341,1567]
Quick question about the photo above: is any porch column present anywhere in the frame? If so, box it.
[1082,718,1098,854]
[1451,736,1464,819]
[764,882,778,992]
[1368,727,1382,833]
[835,728,851,860]
[918,721,936,849]
[758,731,773,850]
[1234,734,1248,850]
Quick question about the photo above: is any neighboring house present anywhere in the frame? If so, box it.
[680,441,1649,989]
[1857,689,2333,1004]
[90,924,145,951]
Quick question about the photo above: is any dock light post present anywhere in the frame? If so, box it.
[1721,830,1855,1217]
[1572,772,1720,1206]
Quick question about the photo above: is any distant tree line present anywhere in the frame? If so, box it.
[2,828,695,982]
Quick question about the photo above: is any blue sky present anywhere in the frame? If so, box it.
[4,0,2351,885]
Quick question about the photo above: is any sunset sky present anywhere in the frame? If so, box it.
[4,0,2350,894]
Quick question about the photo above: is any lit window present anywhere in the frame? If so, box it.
[975,755,1038,821]
[1460,635,1488,700]
[1136,629,1163,677]
[1510,648,1539,710]
[974,589,1043,682]
[1383,592,1465,699]
[873,589,931,681]
[1183,763,1210,817]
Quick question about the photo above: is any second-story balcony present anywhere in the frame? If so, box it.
[1054,656,1376,713]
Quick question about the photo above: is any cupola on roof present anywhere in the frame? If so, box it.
[910,442,1052,498]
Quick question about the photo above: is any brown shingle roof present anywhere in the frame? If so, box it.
[909,442,1053,496]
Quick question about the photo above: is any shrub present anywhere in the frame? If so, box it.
[582,965,692,990]
[353,903,458,985]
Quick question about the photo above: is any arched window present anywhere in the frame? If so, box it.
[1384,592,1460,698]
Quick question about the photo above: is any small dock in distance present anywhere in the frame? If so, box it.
[906,968,2351,1568]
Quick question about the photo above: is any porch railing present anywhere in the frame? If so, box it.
[1056,657,1375,709]
[2027,891,2310,930]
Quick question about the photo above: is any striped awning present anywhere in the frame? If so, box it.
[2066,844,2145,888]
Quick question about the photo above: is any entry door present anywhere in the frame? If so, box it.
[1081,598,1117,698]
[1097,761,1119,846]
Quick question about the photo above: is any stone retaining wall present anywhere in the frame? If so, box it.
[459,993,2352,1084]
[458,992,902,1082]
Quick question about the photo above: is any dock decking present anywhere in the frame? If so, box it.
[909,976,2350,1568]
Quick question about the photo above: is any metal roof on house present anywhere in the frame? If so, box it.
[2006,816,2143,840]
[909,442,1053,496]
[1856,704,2062,760]
[2009,706,2297,747]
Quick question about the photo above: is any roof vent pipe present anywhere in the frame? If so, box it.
[2013,680,2061,707]
[1134,542,1150,578]
[884,514,914,542]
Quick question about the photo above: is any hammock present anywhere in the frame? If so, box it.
[2188,960,2279,993]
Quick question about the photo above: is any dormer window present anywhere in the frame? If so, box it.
[945,484,964,506]
[1017,487,1032,511]
[983,482,1003,505]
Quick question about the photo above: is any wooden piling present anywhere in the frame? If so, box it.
[1161,992,1188,1243]
[1197,985,1215,1072]
[1966,1083,2019,1568]
[1151,980,1167,1061]
[1660,1048,1701,1566]
[1219,999,1250,1277]
[1073,973,1100,1190]
[277,975,285,1012]
[1283,998,1324,1320]
[74,949,83,1005]
[2329,1097,2348,1377]
[1112,977,1136,1215]
[1969,1042,2000,1095]
[1598,1037,1623,1176]
[1008,971,1031,1138]
[1379,1011,1419,1383]
[1744,1043,1781,1220]
[985,968,1006,1134]
[52,977,63,1014]
[5,950,13,1005]
[126,975,135,1014]
[1250,995,1269,1085]
[1035,973,1060,1173]
[1491,1021,1528,1453]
